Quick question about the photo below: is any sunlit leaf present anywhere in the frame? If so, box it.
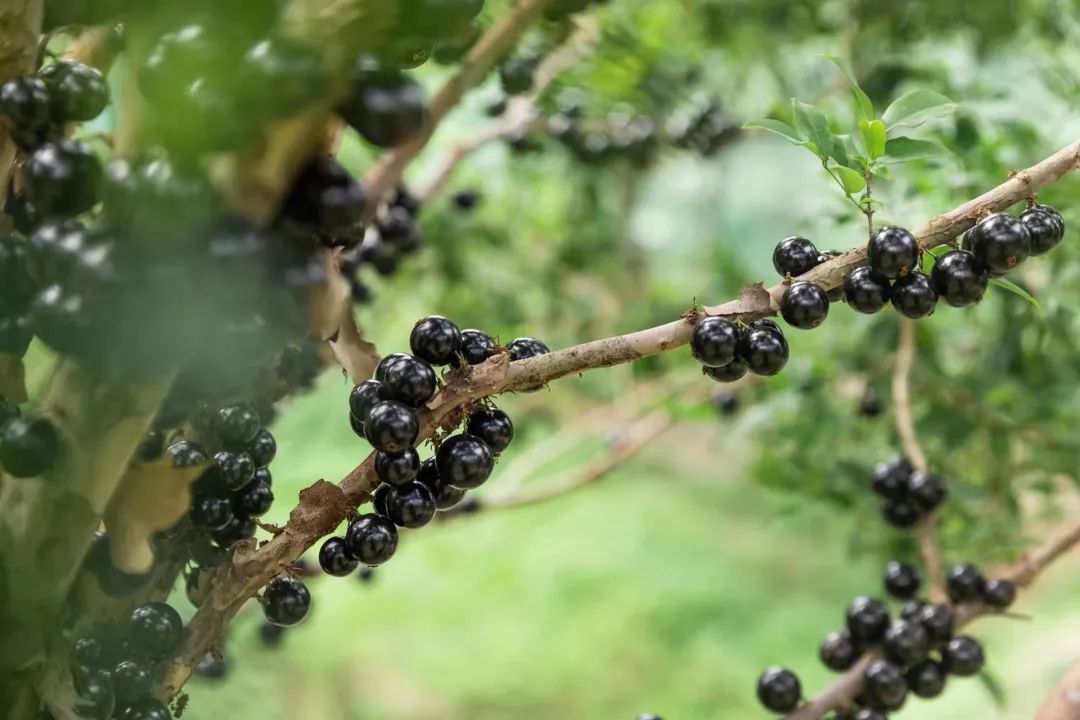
[834,166,866,193]
[881,136,952,163]
[990,277,1041,309]
[882,89,957,130]
[822,54,874,121]
[743,119,805,145]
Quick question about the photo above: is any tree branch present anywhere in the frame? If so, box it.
[1035,661,1080,720]
[161,139,1080,699]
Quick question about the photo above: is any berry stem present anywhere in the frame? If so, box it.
[863,170,874,241]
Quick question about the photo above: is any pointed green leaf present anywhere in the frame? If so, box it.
[791,99,834,160]
[859,119,887,160]
[834,166,866,194]
[989,277,1041,309]
[881,136,952,163]
[822,54,874,121]
[882,89,957,130]
[743,119,805,145]
[978,670,1007,708]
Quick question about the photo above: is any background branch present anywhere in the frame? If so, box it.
[1035,661,1080,720]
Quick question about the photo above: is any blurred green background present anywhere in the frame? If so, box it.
[163,0,1080,717]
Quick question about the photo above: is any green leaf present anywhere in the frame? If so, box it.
[834,166,866,194]
[743,119,805,145]
[882,136,951,163]
[822,54,874,121]
[978,669,1007,708]
[792,100,848,167]
[882,89,957,130]
[859,119,887,160]
[990,277,1041,309]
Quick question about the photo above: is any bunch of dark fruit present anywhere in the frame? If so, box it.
[340,56,427,149]
[66,601,184,720]
[339,186,425,304]
[757,560,1015,717]
[871,457,947,529]
[691,315,789,384]
[0,59,109,151]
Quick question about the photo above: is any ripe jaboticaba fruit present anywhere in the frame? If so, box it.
[212,450,255,491]
[946,563,986,604]
[345,513,399,566]
[261,575,312,627]
[129,602,183,659]
[862,659,908,711]
[0,77,55,150]
[437,433,494,489]
[846,596,890,643]
[983,578,1016,609]
[872,456,912,501]
[410,315,462,366]
[882,498,920,528]
[466,407,514,453]
[736,323,788,376]
[0,415,59,477]
[942,636,985,676]
[248,428,277,468]
[772,236,819,277]
[375,448,421,486]
[755,666,801,713]
[451,328,497,367]
[883,561,921,600]
[319,536,359,577]
[703,359,747,383]
[216,403,261,446]
[233,478,273,517]
[963,212,1030,274]
[381,354,437,407]
[819,629,860,671]
[1020,205,1065,256]
[890,271,937,319]
[24,140,102,220]
[507,337,551,392]
[843,267,891,314]
[918,603,956,647]
[690,316,737,367]
[908,470,947,512]
[931,249,988,307]
[387,480,437,528]
[364,400,419,453]
[780,281,829,329]
[417,458,466,510]
[349,379,389,435]
[882,618,929,666]
[907,660,946,698]
[38,60,109,123]
[341,58,427,148]
[868,226,919,279]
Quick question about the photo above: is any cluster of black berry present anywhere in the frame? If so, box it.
[0,60,108,153]
[340,186,424,304]
[757,560,1015,718]
[65,602,183,720]
[691,316,789,383]
[871,457,947,529]
[667,101,741,158]
[0,398,60,478]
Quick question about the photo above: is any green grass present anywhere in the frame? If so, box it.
[176,374,1080,719]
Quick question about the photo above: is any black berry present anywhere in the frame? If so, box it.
[195,653,229,680]
[883,561,921,600]
[0,77,54,149]
[112,659,153,703]
[0,415,59,477]
[258,619,286,648]
[319,536,359,577]
[859,388,883,417]
[908,470,947,512]
[891,271,937,319]
[387,480,437,528]
[845,596,889,643]
[74,671,115,720]
[1021,205,1065,255]
[844,267,891,314]
[780,281,829,329]
[128,602,183,659]
[24,140,102,219]
[883,618,929,667]
[349,379,389,433]
[918,603,956,647]
[167,439,207,468]
[233,479,273,517]
[453,328,497,366]
[704,360,748,383]
[715,391,740,415]
[507,336,551,361]
[946,563,986,604]
[872,457,912,501]
[861,658,908,711]
[345,513,399,565]
[262,575,311,627]
[436,433,494,489]
[983,578,1016,609]
[381,354,437,407]
[209,514,256,547]
[899,600,927,623]
[690,316,737,367]
[931,249,988,307]
[248,428,277,468]
[341,63,427,148]
[772,236,819,277]
[375,448,421,486]
[73,637,109,672]
[410,315,462,366]
[964,212,1030,274]
[756,666,801,713]
[737,325,788,376]
[907,659,946,698]
[882,498,921,528]
[375,352,412,381]
[189,496,233,530]
[372,483,395,517]
[417,457,466,510]
[466,407,514,453]
[216,404,260,445]
[868,226,919,279]
[819,630,860,671]
[852,711,886,720]
[212,450,256,491]
[119,697,171,720]
[39,60,110,122]
[942,636,984,676]
[364,400,419,453]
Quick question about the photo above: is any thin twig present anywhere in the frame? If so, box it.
[863,171,874,240]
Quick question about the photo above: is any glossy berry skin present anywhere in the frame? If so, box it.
[372,483,395,517]
[882,499,921,528]
[845,596,890,643]
[318,536,359,577]
[0,415,59,477]
[166,439,207,468]
[345,513,398,566]
[453,328,497,367]
[942,636,985,676]
[73,637,109,672]
[210,514,256,548]
[417,458,466,510]
[365,400,419,453]
[964,212,1030,274]
[983,578,1016,609]
[772,236,819,277]
[883,561,921,600]
[466,408,514,453]
[258,619,286,648]
[195,653,228,679]
[507,337,551,361]
[381,354,437,407]
[387,480,437,528]
[39,60,109,122]
[918,604,956,647]
[899,600,927,623]
[690,316,737,367]
[946,563,986,604]
[756,666,801,713]
[375,448,420,486]
[233,479,273,517]
[872,457,912,501]
[436,433,494,489]
[342,72,427,148]
[819,630,860,672]
[349,379,388,433]
[907,659,946,698]
[410,315,462,366]
[248,428,276,468]
[189,496,233,530]
[0,77,54,149]
[112,660,153,703]
[262,576,311,627]
[375,353,412,382]
[843,267,891,314]
[868,226,919,279]
[908,470,947,511]
[119,697,171,720]
[129,602,183,659]
[852,711,887,720]
[704,360,747,383]
[213,450,256,491]
[931,250,988,307]
[1022,205,1065,255]
[861,659,908,711]
[737,326,789,376]
[891,271,937,319]
[781,281,829,329]
[24,140,102,219]
[883,619,929,667]
[216,404,260,445]
[74,671,115,720]
[859,389,882,418]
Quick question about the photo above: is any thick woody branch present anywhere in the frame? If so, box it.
[162,140,1080,698]
[1035,660,1080,720]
